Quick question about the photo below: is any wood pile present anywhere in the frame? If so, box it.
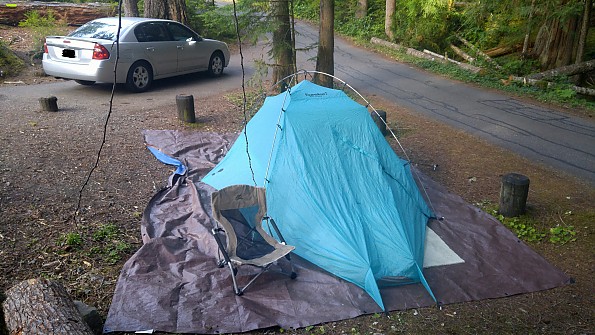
[0,1,111,26]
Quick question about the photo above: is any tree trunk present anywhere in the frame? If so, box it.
[123,0,139,17]
[356,0,368,19]
[272,0,295,84]
[144,0,187,24]
[522,0,536,58]
[385,0,395,40]
[314,0,334,88]
[144,0,168,19]
[2,278,94,335]
[576,0,592,64]
[531,0,581,70]
[168,0,188,25]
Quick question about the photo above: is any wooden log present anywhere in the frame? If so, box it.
[176,94,196,123]
[455,34,503,70]
[422,49,482,73]
[527,59,595,80]
[499,173,530,217]
[484,45,514,58]
[508,75,553,89]
[450,44,476,63]
[572,85,595,97]
[2,278,94,335]
[370,109,387,136]
[39,96,58,112]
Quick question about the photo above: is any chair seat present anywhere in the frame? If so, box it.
[231,243,295,267]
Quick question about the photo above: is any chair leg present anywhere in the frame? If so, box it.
[228,263,242,296]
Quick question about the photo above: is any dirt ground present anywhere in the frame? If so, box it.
[1,25,594,335]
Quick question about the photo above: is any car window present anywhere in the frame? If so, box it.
[68,21,119,40]
[135,22,171,42]
[164,22,199,42]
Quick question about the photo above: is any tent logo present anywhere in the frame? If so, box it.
[305,92,327,98]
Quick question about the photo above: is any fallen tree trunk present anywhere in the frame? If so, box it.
[2,278,94,335]
[422,49,482,73]
[450,44,476,63]
[528,59,595,80]
[508,75,553,89]
[484,46,515,58]
[455,34,503,70]
[572,85,595,96]
[507,76,595,97]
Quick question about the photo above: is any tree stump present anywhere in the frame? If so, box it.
[499,173,530,217]
[176,94,196,123]
[39,96,59,112]
[370,110,387,136]
[2,278,94,335]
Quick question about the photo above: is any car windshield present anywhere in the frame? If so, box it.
[68,21,121,40]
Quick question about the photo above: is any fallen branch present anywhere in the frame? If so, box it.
[422,49,482,73]
[455,34,503,70]
[528,59,595,80]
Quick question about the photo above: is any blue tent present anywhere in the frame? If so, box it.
[202,80,435,310]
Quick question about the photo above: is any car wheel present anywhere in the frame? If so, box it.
[126,61,153,93]
[74,80,95,86]
[208,52,225,77]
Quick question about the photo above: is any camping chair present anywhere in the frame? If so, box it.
[210,184,297,296]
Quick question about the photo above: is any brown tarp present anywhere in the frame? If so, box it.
[103,130,571,334]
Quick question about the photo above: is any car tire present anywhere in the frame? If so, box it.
[74,80,95,86]
[207,52,225,77]
[126,61,153,93]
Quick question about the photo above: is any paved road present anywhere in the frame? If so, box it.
[2,22,593,185]
[292,23,595,186]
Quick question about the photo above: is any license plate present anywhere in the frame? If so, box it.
[62,49,75,58]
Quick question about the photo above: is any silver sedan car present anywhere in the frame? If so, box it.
[42,17,230,92]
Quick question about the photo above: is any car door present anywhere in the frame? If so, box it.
[134,22,177,76]
[164,22,208,73]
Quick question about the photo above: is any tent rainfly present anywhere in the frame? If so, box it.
[202,80,436,310]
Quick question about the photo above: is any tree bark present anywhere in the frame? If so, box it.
[123,0,139,17]
[314,0,334,88]
[385,0,395,40]
[168,0,188,25]
[2,278,94,335]
[272,0,296,84]
[144,0,187,24]
[356,0,368,19]
[144,0,168,19]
